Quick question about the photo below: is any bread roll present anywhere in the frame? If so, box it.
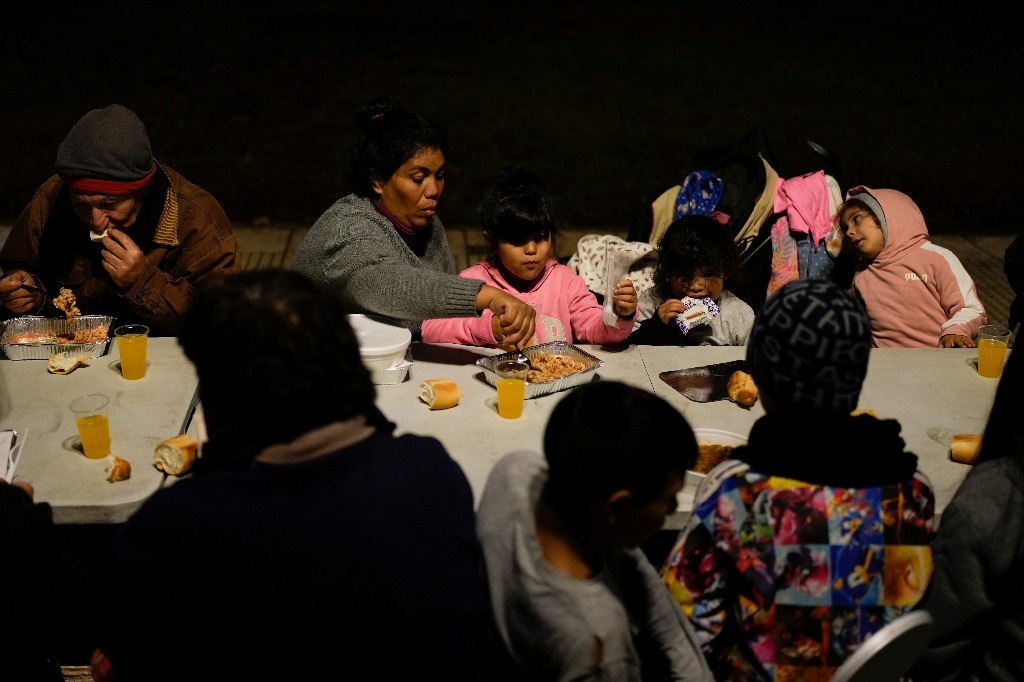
[47,351,90,375]
[107,456,131,483]
[89,229,109,242]
[420,379,461,410]
[727,370,758,407]
[850,408,878,417]
[951,434,982,465]
[154,434,199,476]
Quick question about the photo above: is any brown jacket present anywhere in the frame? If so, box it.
[0,162,241,335]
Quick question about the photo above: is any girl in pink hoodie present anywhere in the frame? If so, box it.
[838,186,986,347]
[421,166,637,347]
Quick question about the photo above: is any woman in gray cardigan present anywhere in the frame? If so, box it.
[910,344,1024,681]
[292,97,535,346]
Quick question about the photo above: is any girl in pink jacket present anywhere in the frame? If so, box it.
[421,166,636,347]
[838,186,986,348]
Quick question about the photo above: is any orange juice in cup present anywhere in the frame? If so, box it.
[70,394,111,459]
[977,325,1011,378]
[495,359,530,419]
[977,339,1007,377]
[115,324,150,380]
[76,414,111,459]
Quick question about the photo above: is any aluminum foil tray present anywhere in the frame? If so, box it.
[0,315,114,360]
[476,341,604,399]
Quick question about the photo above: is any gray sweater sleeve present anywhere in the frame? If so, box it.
[910,458,1024,682]
[291,194,483,330]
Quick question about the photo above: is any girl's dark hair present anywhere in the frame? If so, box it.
[653,214,741,301]
[836,197,873,233]
[179,269,386,473]
[541,381,696,518]
[349,97,447,198]
[479,165,558,255]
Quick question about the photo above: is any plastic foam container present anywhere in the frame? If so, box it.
[347,314,413,383]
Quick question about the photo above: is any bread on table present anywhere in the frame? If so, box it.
[107,456,131,483]
[850,408,878,417]
[727,370,758,408]
[154,434,199,476]
[47,351,90,375]
[950,434,982,465]
[420,379,461,410]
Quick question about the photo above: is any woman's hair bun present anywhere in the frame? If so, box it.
[355,97,399,131]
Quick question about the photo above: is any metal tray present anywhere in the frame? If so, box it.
[476,341,604,399]
[0,315,114,360]
[659,359,748,402]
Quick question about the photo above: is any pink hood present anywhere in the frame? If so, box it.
[846,185,929,266]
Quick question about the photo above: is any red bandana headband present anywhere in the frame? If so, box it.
[60,163,157,194]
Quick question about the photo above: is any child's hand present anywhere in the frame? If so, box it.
[656,299,687,325]
[939,333,975,348]
[612,279,637,317]
[491,314,503,344]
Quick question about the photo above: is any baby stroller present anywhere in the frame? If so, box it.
[627,126,847,312]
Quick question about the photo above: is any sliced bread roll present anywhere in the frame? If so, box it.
[47,351,90,375]
[850,408,878,417]
[951,434,982,465]
[154,434,199,476]
[420,379,461,410]
[727,370,758,408]
[107,456,131,483]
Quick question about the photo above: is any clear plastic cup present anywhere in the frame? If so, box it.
[115,324,150,380]
[495,360,530,419]
[977,324,1011,378]
[69,393,111,459]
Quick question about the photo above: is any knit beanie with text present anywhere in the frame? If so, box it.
[747,279,872,413]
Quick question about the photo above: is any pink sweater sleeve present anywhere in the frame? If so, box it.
[927,244,987,339]
[566,269,636,344]
[420,265,500,346]
[420,310,497,345]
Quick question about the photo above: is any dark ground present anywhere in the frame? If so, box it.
[1,3,1021,234]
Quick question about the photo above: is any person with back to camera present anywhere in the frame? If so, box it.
[660,279,937,681]
[836,185,986,348]
[909,345,1024,682]
[0,478,98,682]
[291,97,536,348]
[1004,229,1023,334]
[0,103,241,336]
[476,380,713,681]
[98,269,493,681]
[626,214,755,346]
[421,165,637,347]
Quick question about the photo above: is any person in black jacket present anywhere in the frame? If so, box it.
[1005,230,1023,333]
[101,269,493,681]
[910,317,1024,681]
[0,479,97,681]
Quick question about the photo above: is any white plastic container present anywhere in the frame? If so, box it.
[679,428,748,510]
[346,314,412,383]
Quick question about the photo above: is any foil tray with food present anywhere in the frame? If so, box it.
[0,315,114,360]
[476,341,604,399]
[680,428,748,510]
